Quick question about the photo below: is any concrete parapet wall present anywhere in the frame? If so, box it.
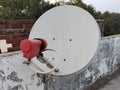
[0,35,120,90]
[45,35,120,90]
[0,51,44,90]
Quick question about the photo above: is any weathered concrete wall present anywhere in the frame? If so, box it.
[0,52,44,90]
[45,35,120,90]
[0,35,120,90]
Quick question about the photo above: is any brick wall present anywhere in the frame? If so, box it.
[0,20,35,52]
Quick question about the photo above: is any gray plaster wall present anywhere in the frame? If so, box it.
[45,35,120,90]
[0,35,120,90]
[0,52,44,90]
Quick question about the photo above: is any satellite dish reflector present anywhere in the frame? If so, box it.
[28,5,100,76]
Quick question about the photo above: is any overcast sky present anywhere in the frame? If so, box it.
[82,0,120,13]
[45,0,120,13]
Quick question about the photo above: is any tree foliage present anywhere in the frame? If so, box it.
[0,0,103,20]
[67,0,103,19]
[103,12,120,36]
[0,0,56,19]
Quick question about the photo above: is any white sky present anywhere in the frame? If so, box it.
[83,0,120,13]
[45,0,120,13]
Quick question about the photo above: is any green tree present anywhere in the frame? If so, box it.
[0,0,56,19]
[67,0,103,19]
[103,12,120,36]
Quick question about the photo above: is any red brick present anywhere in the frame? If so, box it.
[0,20,6,24]
[8,48,14,52]
[7,39,18,43]
[22,20,35,24]
[25,23,34,28]
[14,33,27,38]
[17,29,26,33]
[0,20,35,52]
[12,43,20,47]
[7,20,17,25]
[7,20,23,29]
[11,24,23,29]
[0,24,7,29]
[21,37,28,40]
[7,30,14,34]
[0,35,6,39]
[0,30,7,35]
[25,29,31,34]
[13,30,19,34]
[14,34,21,38]
[6,35,15,39]
[8,47,20,52]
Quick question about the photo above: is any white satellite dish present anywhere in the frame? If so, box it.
[28,5,100,76]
